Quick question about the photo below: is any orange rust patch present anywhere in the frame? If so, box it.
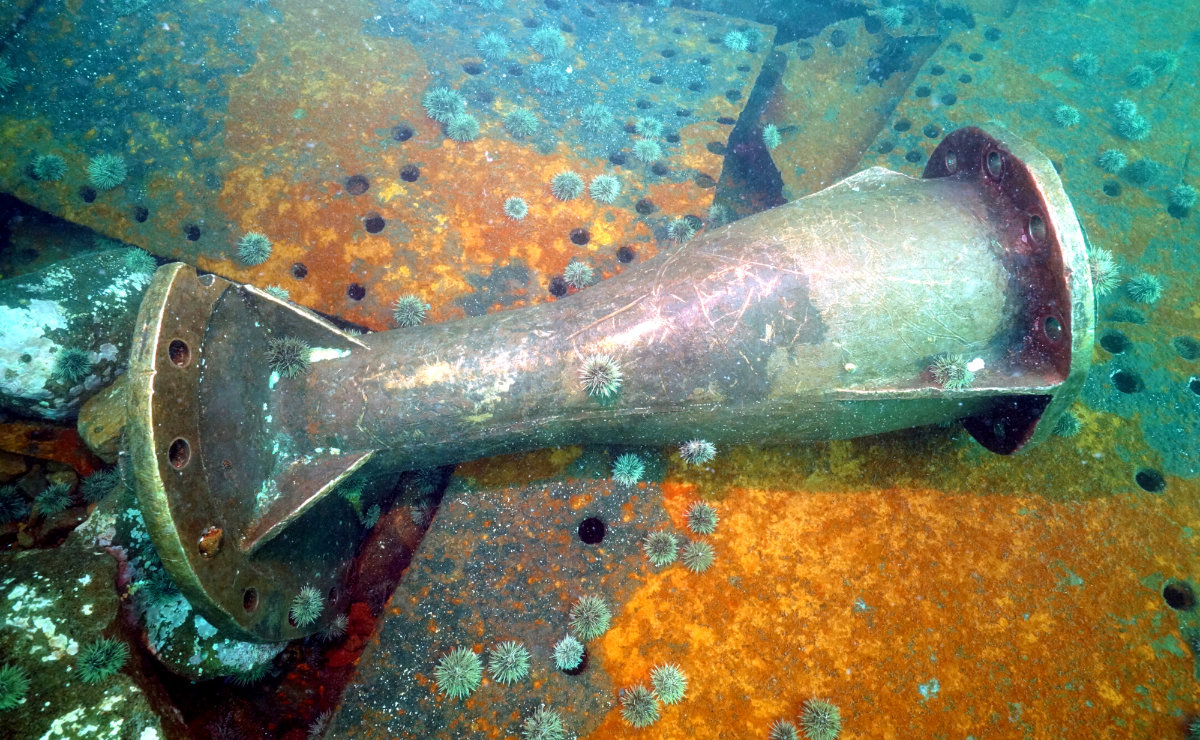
[178,0,766,329]
[660,480,697,530]
[0,422,105,476]
[586,482,1200,738]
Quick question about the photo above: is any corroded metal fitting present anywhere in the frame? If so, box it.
[125,125,1091,641]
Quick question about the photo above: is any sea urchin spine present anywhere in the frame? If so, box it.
[579,354,623,399]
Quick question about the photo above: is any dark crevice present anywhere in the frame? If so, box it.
[713,49,789,217]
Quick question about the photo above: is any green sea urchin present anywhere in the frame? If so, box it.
[0,60,17,93]
[680,540,715,573]
[929,354,974,390]
[686,502,718,535]
[550,170,585,201]
[1111,98,1150,141]
[522,705,567,740]
[632,138,663,163]
[289,585,325,627]
[579,354,622,398]
[76,637,129,683]
[422,87,465,123]
[1053,411,1081,438]
[504,108,540,138]
[392,294,430,327]
[666,217,696,243]
[530,63,569,94]
[589,174,621,204]
[650,663,687,704]
[1126,273,1163,304]
[620,684,660,728]
[1070,52,1099,77]
[611,453,645,487]
[322,614,349,641]
[1052,104,1081,128]
[762,123,781,150]
[634,117,665,140]
[0,486,29,523]
[770,720,800,740]
[1145,50,1179,75]
[36,482,72,515]
[1169,183,1197,210]
[799,698,842,740]
[81,467,122,503]
[553,634,584,671]
[530,26,567,58]
[237,231,272,265]
[1126,64,1155,89]
[643,530,678,567]
[445,113,480,142]
[488,641,530,684]
[434,647,483,699]
[708,204,733,226]
[52,347,93,384]
[229,661,271,687]
[407,0,442,24]
[124,248,158,275]
[476,31,510,63]
[32,153,66,181]
[723,30,749,51]
[569,595,611,641]
[1124,158,1165,187]
[563,260,594,289]
[579,104,614,133]
[0,662,29,710]
[268,337,311,379]
[679,439,716,465]
[504,196,529,221]
[1096,149,1126,174]
[1089,248,1120,296]
[87,154,127,190]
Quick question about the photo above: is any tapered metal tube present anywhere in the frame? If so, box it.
[296,170,1005,457]
[279,128,1083,462]
[127,126,1092,641]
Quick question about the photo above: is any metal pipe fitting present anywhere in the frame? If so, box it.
[125,125,1092,641]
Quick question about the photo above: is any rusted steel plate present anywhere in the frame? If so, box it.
[854,3,1200,475]
[0,0,772,330]
[764,18,939,199]
[0,420,104,475]
[331,459,664,739]
[331,432,1200,738]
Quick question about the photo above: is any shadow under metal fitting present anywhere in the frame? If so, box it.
[121,125,1092,642]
